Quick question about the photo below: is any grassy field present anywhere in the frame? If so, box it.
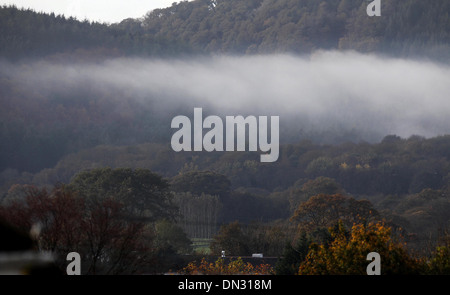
[191,238,212,255]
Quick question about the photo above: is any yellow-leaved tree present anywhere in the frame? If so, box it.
[298,221,424,275]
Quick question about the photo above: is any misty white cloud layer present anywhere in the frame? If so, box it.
[5,51,450,142]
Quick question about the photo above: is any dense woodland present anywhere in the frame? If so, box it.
[1,0,450,60]
[2,136,450,273]
[1,1,450,274]
[142,0,450,59]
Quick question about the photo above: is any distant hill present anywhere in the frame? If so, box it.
[1,0,450,60]
[0,5,192,60]
[1,1,449,174]
[140,0,450,60]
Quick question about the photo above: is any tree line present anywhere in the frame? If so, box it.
[1,158,450,274]
[1,0,450,61]
[2,134,450,254]
[0,5,193,60]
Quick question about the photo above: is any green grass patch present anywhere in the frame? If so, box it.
[191,238,212,255]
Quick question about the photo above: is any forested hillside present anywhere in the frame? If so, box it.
[0,5,192,59]
[142,0,450,59]
[2,0,450,60]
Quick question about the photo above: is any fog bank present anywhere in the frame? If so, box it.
[4,51,450,143]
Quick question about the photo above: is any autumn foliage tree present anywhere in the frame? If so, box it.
[0,185,85,253]
[298,221,424,275]
[0,184,152,274]
[210,221,249,256]
[180,257,273,275]
[427,246,450,275]
[291,193,378,231]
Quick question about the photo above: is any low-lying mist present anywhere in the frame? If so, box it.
[4,50,450,144]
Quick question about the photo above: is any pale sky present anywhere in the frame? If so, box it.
[0,0,188,23]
